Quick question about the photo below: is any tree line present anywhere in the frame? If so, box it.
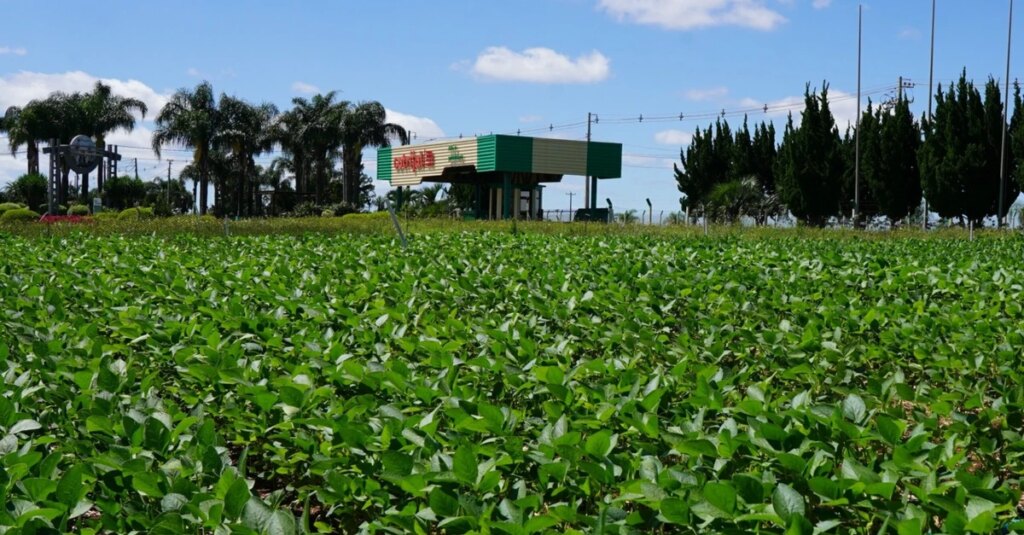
[676,71,1024,227]
[1,81,407,217]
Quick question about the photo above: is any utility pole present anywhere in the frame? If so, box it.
[134,158,139,180]
[585,112,592,211]
[999,0,1014,229]
[854,3,862,227]
[925,0,936,230]
[566,191,576,219]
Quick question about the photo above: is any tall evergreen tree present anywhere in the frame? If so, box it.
[751,121,777,195]
[873,95,922,225]
[1010,82,1024,201]
[919,71,1008,226]
[852,100,882,222]
[674,125,714,216]
[774,84,844,226]
[732,117,755,179]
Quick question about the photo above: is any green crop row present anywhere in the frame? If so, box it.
[1,232,1023,534]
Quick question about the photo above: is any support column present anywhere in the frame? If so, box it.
[502,173,512,220]
[591,177,598,209]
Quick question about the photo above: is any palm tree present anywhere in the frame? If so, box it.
[216,96,278,217]
[617,209,639,224]
[80,82,147,196]
[152,81,219,215]
[271,110,311,200]
[340,101,408,207]
[285,92,347,205]
[1,106,41,176]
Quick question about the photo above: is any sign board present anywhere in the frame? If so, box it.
[92,197,102,213]
[65,135,101,174]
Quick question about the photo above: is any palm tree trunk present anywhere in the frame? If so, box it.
[236,156,244,218]
[27,141,39,176]
[200,153,209,215]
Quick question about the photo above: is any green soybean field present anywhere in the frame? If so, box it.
[1,231,1024,534]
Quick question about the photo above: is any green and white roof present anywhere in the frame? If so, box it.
[377,134,622,186]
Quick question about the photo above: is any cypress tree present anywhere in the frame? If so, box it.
[751,121,777,195]
[732,117,755,180]
[854,100,882,222]
[872,95,922,226]
[675,125,715,215]
[775,83,844,226]
[920,71,1003,226]
[1010,82,1024,205]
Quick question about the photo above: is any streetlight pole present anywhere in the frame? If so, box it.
[566,191,576,221]
[999,0,1014,228]
[925,0,936,230]
[854,4,863,227]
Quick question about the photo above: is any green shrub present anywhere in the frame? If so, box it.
[36,204,68,215]
[68,204,90,216]
[0,202,24,216]
[0,208,40,222]
[94,211,119,220]
[288,202,322,218]
[117,207,155,220]
[321,209,335,217]
[340,211,390,221]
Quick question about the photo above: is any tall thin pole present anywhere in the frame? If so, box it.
[854,4,862,226]
[925,0,935,230]
[585,112,592,211]
[999,0,1014,229]
[566,191,575,218]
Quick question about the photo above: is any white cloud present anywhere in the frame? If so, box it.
[0,71,167,118]
[384,108,445,140]
[0,46,27,56]
[685,86,729,101]
[811,0,831,8]
[598,0,786,31]
[519,114,543,123]
[0,71,175,186]
[471,47,610,84]
[291,81,320,95]
[654,129,694,145]
[186,67,203,77]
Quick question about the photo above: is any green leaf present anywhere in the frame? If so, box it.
[9,419,41,434]
[660,498,690,524]
[896,518,923,535]
[56,465,86,508]
[876,415,905,445]
[842,394,867,424]
[678,439,717,457]
[225,476,251,520]
[264,510,298,535]
[584,430,616,458]
[703,482,737,515]
[429,488,460,517]
[161,493,188,512]
[453,446,478,486]
[773,484,806,523]
[131,472,164,498]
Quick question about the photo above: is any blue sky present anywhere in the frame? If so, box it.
[1,0,1021,215]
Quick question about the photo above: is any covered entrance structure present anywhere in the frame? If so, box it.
[377,134,622,220]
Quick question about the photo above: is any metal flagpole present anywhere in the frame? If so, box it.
[999,0,1014,228]
[854,4,862,227]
